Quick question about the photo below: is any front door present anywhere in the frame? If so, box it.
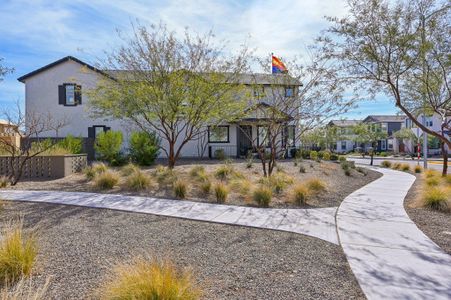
[238,125,253,157]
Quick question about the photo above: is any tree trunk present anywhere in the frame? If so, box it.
[370,153,374,166]
[168,141,176,169]
[441,142,448,177]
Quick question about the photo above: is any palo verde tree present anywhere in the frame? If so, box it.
[89,23,251,168]
[240,53,355,177]
[320,0,450,175]
[352,123,388,166]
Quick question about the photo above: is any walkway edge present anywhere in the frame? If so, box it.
[336,166,451,300]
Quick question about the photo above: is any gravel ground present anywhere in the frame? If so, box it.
[0,201,365,300]
[9,160,381,209]
[404,174,451,255]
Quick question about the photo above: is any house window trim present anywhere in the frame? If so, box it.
[93,125,109,137]
[62,83,81,106]
[208,125,230,143]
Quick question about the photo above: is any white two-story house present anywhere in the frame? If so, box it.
[18,56,301,160]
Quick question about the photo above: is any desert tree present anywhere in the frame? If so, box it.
[352,123,388,165]
[88,23,251,168]
[239,53,355,177]
[0,102,68,185]
[320,0,450,175]
[0,57,13,82]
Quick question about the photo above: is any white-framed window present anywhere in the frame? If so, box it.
[208,126,230,143]
[388,140,393,149]
[65,84,75,105]
[381,140,386,150]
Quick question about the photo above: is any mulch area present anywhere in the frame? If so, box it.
[0,201,365,299]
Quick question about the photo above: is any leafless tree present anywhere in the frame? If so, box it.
[0,102,68,185]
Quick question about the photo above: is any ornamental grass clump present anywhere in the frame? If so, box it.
[84,162,108,181]
[422,187,450,212]
[214,182,228,203]
[414,165,422,173]
[98,257,201,300]
[200,180,211,195]
[400,163,410,172]
[292,184,309,205]
[0,177,8,188]
[0,277,50,300]
[305,178,327,194]
[230,178,252,196]
[173,180,187,199]
[381,160,392,168]
[120,163,140,177]
[253,186,272,207]
[425,177,440,187]
[392,163,401,170]
[0,220,37,283]
[94,171,119,190]
[214,164,234,180]
[424,169,439,178]
[189,166,206,180]
[125,170,152,191]
[154,165,175,183]
[309,151,318,161]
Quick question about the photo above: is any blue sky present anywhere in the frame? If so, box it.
[0,0,399,119]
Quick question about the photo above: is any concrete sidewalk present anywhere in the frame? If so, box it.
[337,167,451,300]
[0,190,339,244]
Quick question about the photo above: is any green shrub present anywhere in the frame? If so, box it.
[330,153,339,161]
[214,182,228,203]
[214,149,225,160]
[414,165,422,173]
[173,180,187,199]
[94,171,119,189]
[98,257,201,300]
[292,184,309,205]
[94,130,123,165]
[338,156,346,163]
[253,186,272,207]
[309,151,318,161]
[381,160,392,168]
[322,151,331,161]
[422,187,449,212]
[306,178,327,193]
[317,151,324,159]
[58,134,83,154]
[129,131,160,166]
[200,180,211,195]
[125,170,152,191]
[0,220,37,283]
[121,163,139,176]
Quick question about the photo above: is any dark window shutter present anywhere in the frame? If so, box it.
[105,127,111,132]
[88,127,95,138]
[58,85,66,105]
[75,85,82,105]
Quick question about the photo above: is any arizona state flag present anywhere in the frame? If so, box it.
[272,55,288,74]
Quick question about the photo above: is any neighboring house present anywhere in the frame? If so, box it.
[404,113,450,155]
[327,120,360,153]
[18,56,301,160]
[361,115,405,153]
[0,120,20,150]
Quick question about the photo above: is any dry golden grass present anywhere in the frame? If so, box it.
[214,182,228,203]
[94,171,119,190]
[120,163,140,177]
[125,170,153,191]
[200,180,211,195]
[292,184,309,205]
[252,186,272,207]
[392,162,402,170]
[424,169,439,178]
[425,177,440,187]
[422,187,450,212]
[0,220,37,283]
[173,180,188,199]
[98,257,201,300]
[400,163,410,172]
[305,178,327,193]
[0,277,50,300]
[229,178,253,196]
[414,165,422,173]
[0,177,8,189]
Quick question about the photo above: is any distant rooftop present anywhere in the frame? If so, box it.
[328,119,360,127]
[363,115,406,123]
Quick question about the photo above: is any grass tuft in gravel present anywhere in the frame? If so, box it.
[424,169,439,178]
[125,170,152,191]
[253,186,272,207]
[0,220,37,283]
[422,187,450,212]
[425,177,440,187]
[305,178,327,193]
[0,177,8,189]
[120,163,139,177]
[0,277,50,300]
[381,160,391,168]
[392,162,401,170]
[214,165,234,180]
[200,180,211,195]
[214,182,228,203]
[98,256,201,300]
[173,180,188,199]
[414,165,422,173]
[400,164,410,172]
[94,171,119,190]
[292,184,309,205]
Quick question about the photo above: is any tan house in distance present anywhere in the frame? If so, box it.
[0,120,21,150]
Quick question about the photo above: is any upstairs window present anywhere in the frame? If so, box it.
[59,83,81,106]
[285,87,294,97]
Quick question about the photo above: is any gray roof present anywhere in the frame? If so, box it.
[363,115,406,123]
[107,70,301,86]
[328,119,360,127]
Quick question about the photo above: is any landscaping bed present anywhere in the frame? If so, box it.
[404,173,451,255]
[0,201,365,299]
[8,159,381,208]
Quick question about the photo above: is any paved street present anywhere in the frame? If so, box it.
[349,157,450,173]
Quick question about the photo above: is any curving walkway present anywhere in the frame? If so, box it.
[0,190,338,244]
[337,167,451,300]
